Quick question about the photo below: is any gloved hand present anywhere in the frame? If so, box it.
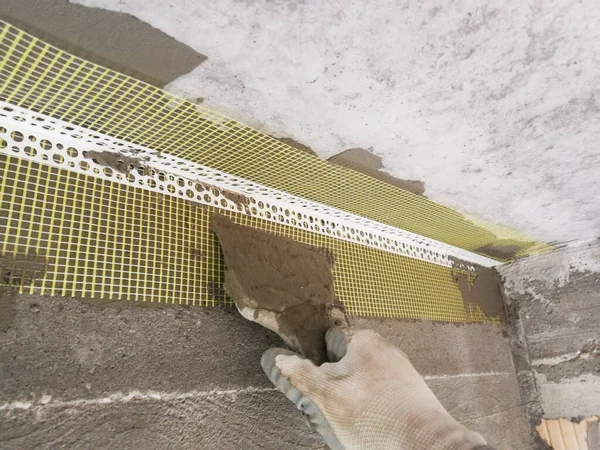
[261,327,491,450]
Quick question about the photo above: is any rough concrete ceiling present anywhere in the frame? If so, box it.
[73,0,600,244]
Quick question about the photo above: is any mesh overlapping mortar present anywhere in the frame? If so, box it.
[0,102,498,269]
[0,20,549,323]
[0,152,488,322]
[0,21,550,259]
[0,104,488,322]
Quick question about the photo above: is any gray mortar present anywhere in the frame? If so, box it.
[500,280,550,450]
[0,294,282,401]
[0,292,532,449]
[0,287,15,332]
[500,241,600,422]
[328,148,426,196]
[503,268,600,382]
[0,292,321,449]
[0,0,206,87]
[535,341,599,382]
[2,389,319,449]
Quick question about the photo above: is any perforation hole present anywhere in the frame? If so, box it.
[10,131,24,142]
[0,104,468,268]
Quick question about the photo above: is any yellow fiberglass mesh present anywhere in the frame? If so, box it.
[0,21,550,260]
[0,154,495,323]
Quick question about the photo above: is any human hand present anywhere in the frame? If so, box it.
[261,327,490,450]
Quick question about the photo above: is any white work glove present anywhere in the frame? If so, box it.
[261,327,492,450]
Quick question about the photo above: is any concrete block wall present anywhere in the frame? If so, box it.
[500,240,600,422]
[1,292,532,449]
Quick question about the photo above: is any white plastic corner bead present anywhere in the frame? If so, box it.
[0,101,498,268]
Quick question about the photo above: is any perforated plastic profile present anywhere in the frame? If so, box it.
[0,102,497,268]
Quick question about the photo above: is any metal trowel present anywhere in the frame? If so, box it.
[211,214,348,364]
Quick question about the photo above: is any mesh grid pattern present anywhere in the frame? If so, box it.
[0,103,499,269]
[0,154,494,323]
[0,21,549,259]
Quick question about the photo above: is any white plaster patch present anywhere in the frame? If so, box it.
[39,394,52,404]
[0,387,278,411]
[0,373,513,412]
[497,240,600,298]
[536,373,600,418]
[532,352,582,367]
[70,0,600,243]
[422,371,512,380]
[499,240,600,297]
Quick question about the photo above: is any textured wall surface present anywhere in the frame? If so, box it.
[500,240,600,420]
[1,3,597,448]
[64,0,600,244]
[0,292,532,449]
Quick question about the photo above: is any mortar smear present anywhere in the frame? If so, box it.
[211,214,347,364]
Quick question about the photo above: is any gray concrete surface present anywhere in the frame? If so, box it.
[4,0,599,244]
[0,291,531,449]
[0,0,205,87]
[500,240,600,420]
[69,0,600,245]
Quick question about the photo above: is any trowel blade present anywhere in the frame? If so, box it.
[211,214,348,364]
